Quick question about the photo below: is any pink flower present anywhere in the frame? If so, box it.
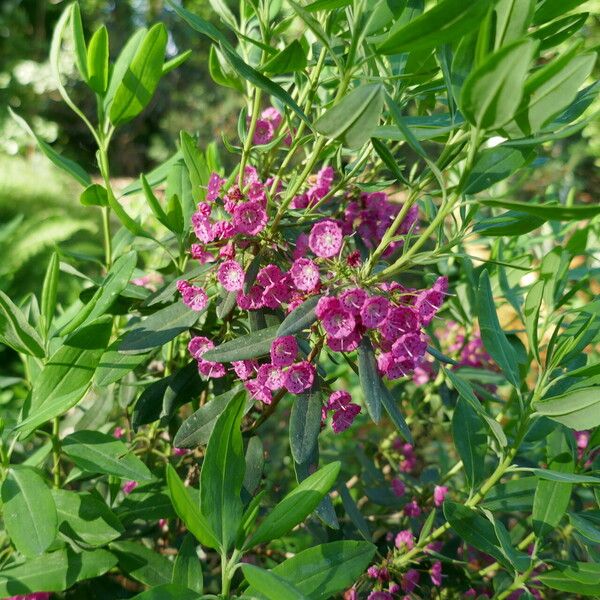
[192,212,215,243]
[361,296,390,328]
[219,242,236,259]
[401,569,420,593]
[430,560,442,587]
[317,165,334,188]
[367,593,393,600]
[190,243,215,263]
[233,201,268,235]
[246,379,272,405]
[122,480,138,495]
[433,485,448,507]
[326,328,361,353]
[404,500,421,518]
[113,426,124,439]
[262,106,282,129]
[213,220,236,240]
[377,352,413,380]
[177,281,208,312]
[283,361,315,394]
[321,306,356,339]
[395,529,415,551]
[347,250,361,267]
[232,360,258,380]
[270,336,298,367]
[293,233,310,259]
[388,582,401,595]
[367,566,380,579]
[332,403,360,433]
[251,118,275,145]
[290,258,320,292]
[339,288,367,315]
[381,306,419,341]
[207,172,224,201]
[217,260,245,292]
[188,336,213,360]
[391,333,427,363]
[257,363,284,390]
[414,276,447,326]
[7,594,52,600]
[327,390,352,410]
[308,220,343,258]
[173,447,189,456]
[188,336,226,378]
[391,478,405,497]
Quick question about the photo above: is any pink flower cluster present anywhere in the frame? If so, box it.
[315,276,447,382]
[323,390,361,433]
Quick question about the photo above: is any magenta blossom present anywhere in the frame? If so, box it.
[395,529,415,551]
[217,260,245,292]
[270,336,298,367]
[232,201,268,235]
[290,258,320,292]
[430,560,443,587]
[177,281,208,312]
[433,485,449,507]
[283,361,315,394]
[122,480,138,495]
[308,220,343,258]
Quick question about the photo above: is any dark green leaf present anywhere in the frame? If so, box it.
[289,384,322,464]
[243,436,265,499]
[0,289,45,358]
[452,398,487,490]
[1,466,57,558]
[277,295,320,337]
[378,382,413,443]
[131,585,200,600]
[62,429,153,481]
[569,512,600,544]
[172,533,203,593]
[473,210,545,236]
[95,336,152,387]
[119,301,199,354]
[262,40,307,74]
[524,280,544,365]
[202,325,279,362]
[358,337,382,423]
[479,198,600,221]
[242,564,308,600]
[41,251,60,337]
[111,541,172,586]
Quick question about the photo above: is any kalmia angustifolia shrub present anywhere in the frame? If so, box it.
[1,0,599,599]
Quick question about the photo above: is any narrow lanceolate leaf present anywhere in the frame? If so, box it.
[452,399,488,490]
[474,210,546,237]
[478,198,600,221]
[166,465,220,549]
[109,23,167,125]
[8,108,91,187]
[242,564,308,600]
[180,131,209,202]
[277,295,320,337]
[262,40,307,74]
[377,0,491,55]
[119,301,199,354]
[17,318,112,435]
[460,38,538,130]
[202,325,280,362]
[1,467,57,558]
[533,428,574,538]
[524,280,544,365]
[532,387,600,430]
[315,84,384,149]
[172,533,203,593]
[62,430,153,481]
[200,391,246,551]
[357,337,382,423]
[70,3,88,81]
[131,585,200,600]
[41,251,59,336]
[477,271,520,388]
[110,541,173,586]
[0,289,45,357]
[244,462,340,549]
[95,336,152,387]
[0,548,116,596]
[378,383,412,443]
[268,541,376,600]
[494,0,535,48]
[289,384,322,464]
[86,25,109,94]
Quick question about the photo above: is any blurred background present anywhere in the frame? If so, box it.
[0,0,598,301]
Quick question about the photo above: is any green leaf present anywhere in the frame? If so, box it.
[243,436,264,499]
[0,288,45,357]
[162,49,193,75]
[1,466,57,558]
[131,585,200,600]
[109,23,167,125]
[522,468,600,485]
[0,548,116,596]
[357,337,382,423]
[209,45,244,91]
[452,398,488,490]
[268,541,376,600]
[533,428,574,538]
[202,325,279,362]
[481,477,537,511]
[315,84,384,149]
[533,0,588,25]
[443,502,509,567]
[537,567,600,596]
[478,270,520,388]
[305,0,353,11]
[242,564,308,600]
[473,210,545,237]
[180,131,210,203]
[201,390,246,551]
[465,145,534,194]
[338,485,371,541]
[277,295,320,337]
[377,0,491,54]
[17,318,112,435]
[117,483,175,524]
[244,462,340,549]
[494,0,535,47]
[53,489,124,547]
[479,197,600,221]
[95,336,152,386]
[289,384,322,464]
[532,387,600,430]
[532,13,589,51]
[172,533,203,593]
[461,38,538,130]
[62,429,153,481]
[41,251,60,337]
[87,26,109,94]
[166,464,220,549]
[173,387,248,448]
[80,183,109,207]
[524,280,544,365]
[111,541,173,586]
[378,382,413,443]
[569,512,600,544]
[262,40,307,74]
[119,301,199,354]
[70,3,88,81]
[8,108,91,187]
